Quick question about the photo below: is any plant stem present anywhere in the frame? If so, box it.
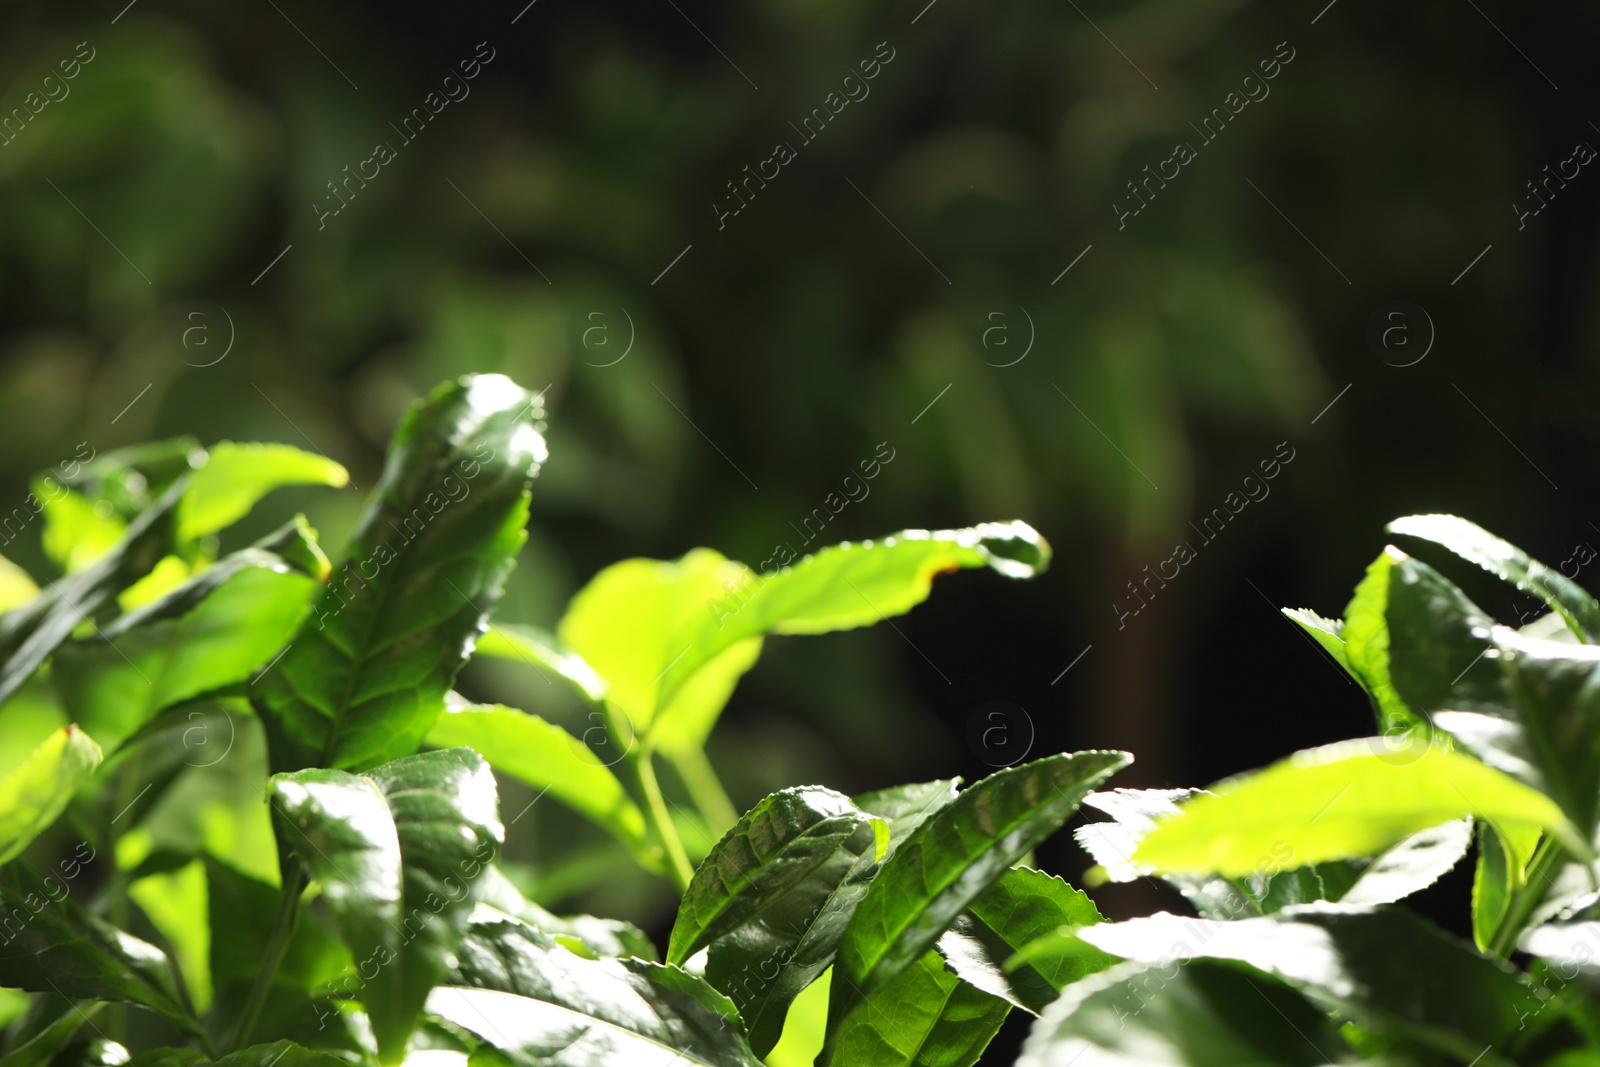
[670,746,739,835]
[627,749,694,891]
[228,857,307,1053]
[1489,835,1565,959]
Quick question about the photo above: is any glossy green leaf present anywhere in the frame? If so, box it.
[1337,818,1472,906]
[178,442,348,543]
[1079,906,1540,1058]
[430,910,764,1066]
[829,750,1128,1039]
[1134,738,1583,876]
[1280,607,1353,676]
[936,867,1112,1014]
[1019,959,1350,1067]
[55,561,317,753]
[210,1042,349,1067]
[254,374,546,771]
[473,623,607,704]
[854,778,962,850]
[654,522,1049,719]
[557,524,1048,749]
[269,747,504,1064]
[0,725,101,863]
[423,700,650,859]
[763,967,830,1067]
[37,484,125,575]
[712,778,964,1056]
[204,857,350,1002]
[1382,548,1506,722]
[824,949,1009,1067]
[474,866,657,960]
[1383,553,1600,838]
[670,786,881,966]
[1474,822,1518,953]
[0,863,199,1035]
[121,1049,208,1067]
[1389,513,1600,641]
[0,472,189,708]
[1341,549,1417,733]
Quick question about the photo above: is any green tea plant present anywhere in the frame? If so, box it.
[4,373,1598,1067]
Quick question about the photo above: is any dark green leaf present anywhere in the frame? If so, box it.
[1018,959,1350,1067]
[204,858,349,993]
[56,560,317,753]
[1079,906,1540,1059]
[254,374,546,771]
[718,782,947,1057]
[0,863,199,1035]
[474,866,657,961]
[824,950,1009,1067]
[1474,823,1518,953]
[1384,551,1600,838]
[121,1050,208,1067]
[269,747,504,1063]
[829,751,1128,1039]
[0,1002,102,1067]
[430,911,764,1067]
[0,473,189,708]
[853,778,961,852]
[210,1041,348,1067]
[1389,514,1600,641]
[670,786,881,966]
[936,867,1112,1014]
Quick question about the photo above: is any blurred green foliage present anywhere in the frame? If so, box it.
[0,0,1595,952]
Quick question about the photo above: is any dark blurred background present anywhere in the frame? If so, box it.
[2,0,1597,1053]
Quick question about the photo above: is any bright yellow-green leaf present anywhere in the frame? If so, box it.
[0,555,39,613]
[130,859,211,1013]
[117,555,192,611]
[39,485,126,574]
[1135,738,1585,877]
[764,966,830,1067]
[423,701,651,860]
[0,724,102,863]
[178,442,348,543]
